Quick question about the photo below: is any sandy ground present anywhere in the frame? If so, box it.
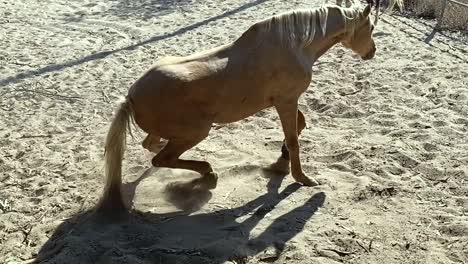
[1,0,467,263]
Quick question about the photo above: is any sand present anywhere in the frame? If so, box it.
[1,0,467,263]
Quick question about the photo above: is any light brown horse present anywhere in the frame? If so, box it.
[97,0,402,213]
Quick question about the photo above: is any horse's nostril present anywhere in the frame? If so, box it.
[362,49,375,60]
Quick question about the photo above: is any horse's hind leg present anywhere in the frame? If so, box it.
[151,132,217,189]
[275,102,318,186]
[142,134,166,153]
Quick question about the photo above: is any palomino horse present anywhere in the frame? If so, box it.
[98,0,402,213]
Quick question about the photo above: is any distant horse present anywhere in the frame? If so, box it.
[336,0,403,25]
[97,0,403,213]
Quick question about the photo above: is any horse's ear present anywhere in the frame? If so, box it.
[363,4,372,17]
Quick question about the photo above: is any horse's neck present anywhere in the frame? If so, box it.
[303,7,349,63]
[304,36,341,62]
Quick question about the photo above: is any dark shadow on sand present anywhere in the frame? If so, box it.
[0,0,270,88]
[121,167,215,212]
[33,169,325,263]
[62,0,196,23]
[388,13,467,63]
[107,0,195,20]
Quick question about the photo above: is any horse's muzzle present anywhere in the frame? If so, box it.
[362,46,376,60]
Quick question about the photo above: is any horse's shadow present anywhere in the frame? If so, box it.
[34,168,325,263]
[121,167,215,213]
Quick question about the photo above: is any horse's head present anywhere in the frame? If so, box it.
[340,2,377,60]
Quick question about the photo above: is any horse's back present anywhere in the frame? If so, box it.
[126,36,310,135]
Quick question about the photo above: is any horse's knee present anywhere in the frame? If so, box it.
[201,162,214,174]
[201,171,218,189]
[281,143,290,160]
[142,135,151,147]
[297,110,306,132]
[285,138,299,152]
[190,160,213,174]
[151,156,162,167]
[142,135,164,153]
[151,154,174,168]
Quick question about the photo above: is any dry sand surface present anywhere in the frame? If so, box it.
[1,0,467,263]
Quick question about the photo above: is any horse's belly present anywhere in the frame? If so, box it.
[213,111,257,124]
[212,97,271,124]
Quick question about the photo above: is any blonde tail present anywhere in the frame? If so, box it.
[96,98,133,215]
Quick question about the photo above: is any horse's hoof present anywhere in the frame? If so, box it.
[296,175,319,187]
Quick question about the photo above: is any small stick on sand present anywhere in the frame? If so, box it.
[323,247,355,256]
[336,223,356,236]
[21,225,33,245]
[224,187,237,201]
[339,86,363,96]
[19,134,52,139]
[101,90,111,103]
[368,238,374,252]
[356,239,370,253]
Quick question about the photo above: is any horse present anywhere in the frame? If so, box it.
[97,0,403,213]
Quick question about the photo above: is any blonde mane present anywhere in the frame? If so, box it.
[248,5,362,48]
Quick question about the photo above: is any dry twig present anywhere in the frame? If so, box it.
[339,86,363,96]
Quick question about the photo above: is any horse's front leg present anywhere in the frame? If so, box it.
[280,109,306,160]
[269,109,306,174]
[275,101,318,186]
